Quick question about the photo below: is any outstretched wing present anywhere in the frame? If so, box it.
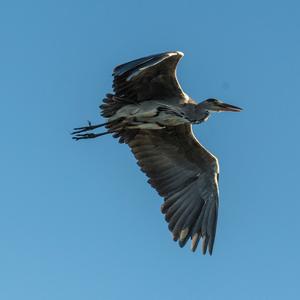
[112,51,187,101]
[127,124,219,254]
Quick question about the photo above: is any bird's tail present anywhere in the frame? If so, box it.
[100,94,137,118]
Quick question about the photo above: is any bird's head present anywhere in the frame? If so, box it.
[199,98,242,113]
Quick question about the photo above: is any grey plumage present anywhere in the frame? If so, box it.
[72,51,242,255]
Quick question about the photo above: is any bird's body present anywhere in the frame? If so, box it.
[108,101,209,129]
[73,51,242,255]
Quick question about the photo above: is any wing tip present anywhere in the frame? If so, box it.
[165,50,184,57]
[175,51,184,57]
[166,50,184,58]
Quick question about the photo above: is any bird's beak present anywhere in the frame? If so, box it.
[218,103,243,112]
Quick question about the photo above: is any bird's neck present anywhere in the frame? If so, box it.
[195,104,211,123]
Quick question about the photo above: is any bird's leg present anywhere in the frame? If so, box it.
[72,120,110,135]
[72,118,126,141]
[72,131,110,141]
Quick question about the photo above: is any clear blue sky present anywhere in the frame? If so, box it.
[1,0,300,299]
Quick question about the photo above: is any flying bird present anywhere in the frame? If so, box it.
[72,51,242,255]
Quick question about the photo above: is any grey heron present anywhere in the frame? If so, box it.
[72,51,242,255]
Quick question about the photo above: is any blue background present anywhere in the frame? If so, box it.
[1,0,300,299]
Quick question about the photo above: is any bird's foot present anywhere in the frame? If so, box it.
[72,132,109,141]
[72,121,102,135]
